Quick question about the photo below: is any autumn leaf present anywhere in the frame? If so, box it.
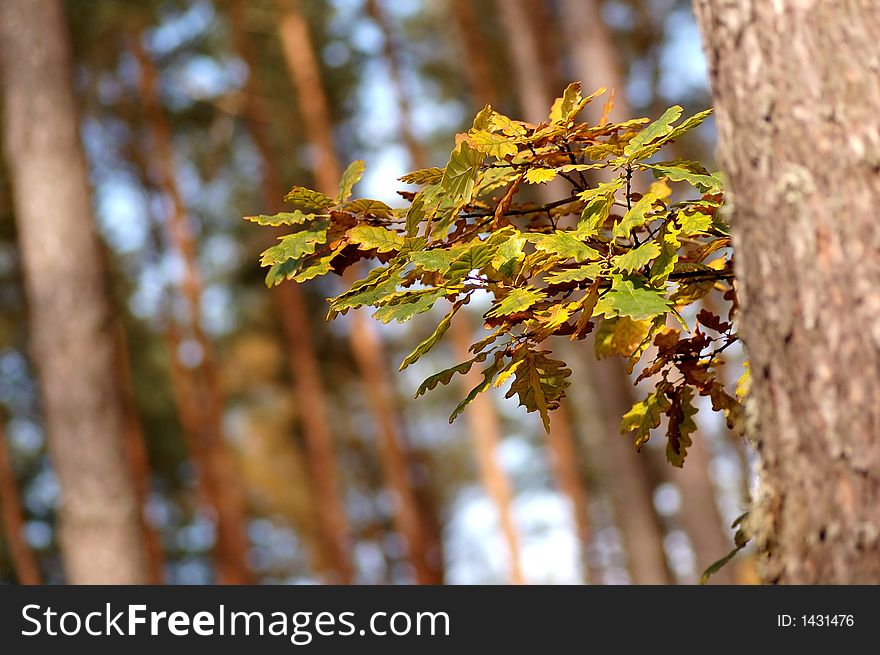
[284,186,335,212]
[337,160,366,202]
[621,383,671,450]
[486,287,545,318]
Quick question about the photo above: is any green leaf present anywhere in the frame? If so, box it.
[649,222,683,284]
[399,300,463,371]
[265,259,300,288]
[337,160,366,202]
[409,249,459,273]
[415,353,488,398]
[292,247,343,283]
[624,105,683,160]
[446,242,497,281]
[373,288,451,324]
[400,167,444,185]
[284,186,335,212]
[346,225,405,253]
[490,231,527,279]
[503,349,571,431]
[440,140,483,204]
[647,162,722,194]
[613,189,664,239]
[613,240,661,274]
[449,352,506,423]
[341,198,393,218]
[594,275,671,321]
[677,210,714,235]
[545,263,603,285]
[534,231,600,263]
[621,384,671,449]
[524,168,558,184]
[259,221,330,266]
[245,210,315,227]
[486,287,545,318]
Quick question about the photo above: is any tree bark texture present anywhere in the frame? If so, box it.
[693,0,880,583]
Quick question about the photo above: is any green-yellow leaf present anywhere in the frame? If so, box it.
[647,163,722,194]
[245,210,315,227]
[415,352,489,398]
[593,275,671,321]
[259,222,330,266]
[534,230,600,263]
[347,225,405,253]
[486,287,545,318]
[400,167,444,185]
[624,105,683,160]
[449,352,506,422]
[621,384,671,449]
[341,198,393,218]
[337,160,366,202]
[373,288,450,324]
[284,186,335,212]
[399,300,464,371]
[544,262,603,285]
[613,189,665,239]
[440,140,482,204]
[613,240,661,274]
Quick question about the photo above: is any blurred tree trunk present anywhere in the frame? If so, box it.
[693,0,880,583]
[0,419,41,584]
[557,0,630,124]
[112,320,166,583]
[556,0,734,583]
[276,0,442,583]
[369,0,529,583]
[228,0,353,584]
[0,0,149,584]
[495,0,614,584]
[131,36,252,584]
[671,433,733,583]
[589,360,673,584]
[450,318,526,584]
[449,0,497,107]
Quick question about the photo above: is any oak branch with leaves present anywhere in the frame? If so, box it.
[246,82,746,467]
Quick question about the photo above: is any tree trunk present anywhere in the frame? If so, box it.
[131,34,253,584]
[228,0,354,584]
[693,0,880,583]
[449,0,497,107]
[277,0,442,583]
[0,0,149,584]
[450,318,526,584]
[589,359,674,584]
[0,419,41,584]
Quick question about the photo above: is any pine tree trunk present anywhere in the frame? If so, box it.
[228,0,354,583]
[0,0,149,584]
[131,35,252,584]
[693,0,880,583]
[277,0,442,583]
[0,419,41,584]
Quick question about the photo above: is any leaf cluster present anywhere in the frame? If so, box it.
[246,82,743,465]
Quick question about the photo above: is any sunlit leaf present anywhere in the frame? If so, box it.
[347,225,405,253]
[337,160,366,202]
[284,186,335,212]
[486,287,545,318]
[245,210,315,227]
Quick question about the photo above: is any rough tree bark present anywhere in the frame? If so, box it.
[693,0,880,583]
[0,0,149,583]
